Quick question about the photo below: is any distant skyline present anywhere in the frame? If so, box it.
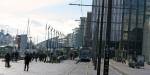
[0,0,92,43]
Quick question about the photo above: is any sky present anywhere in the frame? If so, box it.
[0,0,92,43]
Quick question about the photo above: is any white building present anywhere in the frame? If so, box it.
[0,30,13,46]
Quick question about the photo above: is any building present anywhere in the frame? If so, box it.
[37,36,64,50]
[91,0,123,58]
[16,34,27,53]
[71,17,86,49]
[64,33,74,47]
[0,29,13,46]
[66,16,90,49]
[91,0,146,59]
[142,0,150,63]
[79,17,86,48]
[120,0,145,56]
[83,12,92,48]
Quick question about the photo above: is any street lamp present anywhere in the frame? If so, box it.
[53,29,56,50]
[50,27,53,53]
[58,32,60,49]
[56,31,59,49]
[47,26,50,52]
[29,36,32,52]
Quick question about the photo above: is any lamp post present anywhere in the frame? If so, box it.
[61,33,63,48]
[50,27,53,53]
[97,0,105,75]
[29,36,32,52]
[103,0,113,75]
[47,26,50,52]
[58,32,60,49]
[55,30,58,50]
[56,31,59,49]
[53,29,56,50]
[60,33,63,48]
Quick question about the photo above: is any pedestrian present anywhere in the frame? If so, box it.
[121,58,126,64]
[5,53,11,68]
[15,51,19,62]
[11,52,15,61]
[35,53,38,62]
[50,53,54,63]
[24,53,32,71]
[43,53,47,63]
[70,53,73,60]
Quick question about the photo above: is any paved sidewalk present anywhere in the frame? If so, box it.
[110,60,150,75]
[68,62,96,75]
[0,59,122,75]
[69,61,122,75]
[0,59,97,75]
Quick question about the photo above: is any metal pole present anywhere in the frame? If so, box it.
[58,32,60,49]
[54,29,56,50]
[134,0,139,56]
[29,37,32,52]
[94,6,99,72]
[120,0,125,59]
[61,33,63,48]
[127,0,132,60]
[50,27,53,52]
[50,27,53,62]
[48,26,50,52]
[143,0,146,28]
[57,32,59,49]
[56,31,57,49]
[103,0,112,75]
[55,31,57,49]
[97,0,105,75]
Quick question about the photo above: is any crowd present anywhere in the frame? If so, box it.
[4,51,66,71]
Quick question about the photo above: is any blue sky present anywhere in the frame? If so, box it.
[0,0,92,43]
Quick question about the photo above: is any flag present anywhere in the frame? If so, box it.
[48,26,50,30]
[51,27,53,31]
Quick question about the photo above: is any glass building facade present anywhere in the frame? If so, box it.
[91,0,147,59]
[142,0,150,62]
[122,0,145,57]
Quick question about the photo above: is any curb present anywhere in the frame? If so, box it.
[110,63,128,75]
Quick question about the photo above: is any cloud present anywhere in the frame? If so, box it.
[0,0,92,43]
[0,0,65,13]
[30,20,43,27]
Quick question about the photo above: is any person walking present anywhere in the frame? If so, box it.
[24,53,32,71]
[35,53,38,62]
[5,53,11,68]
[15,51,19,62]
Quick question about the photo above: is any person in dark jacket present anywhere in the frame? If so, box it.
[35,53,39,62]
[24,53,32,71]
[15,51,19,62]
[5,53,11,68]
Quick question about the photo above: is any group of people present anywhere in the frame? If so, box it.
[32,52,64,63]
[32,52,47,62]
[4,51,64,71]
